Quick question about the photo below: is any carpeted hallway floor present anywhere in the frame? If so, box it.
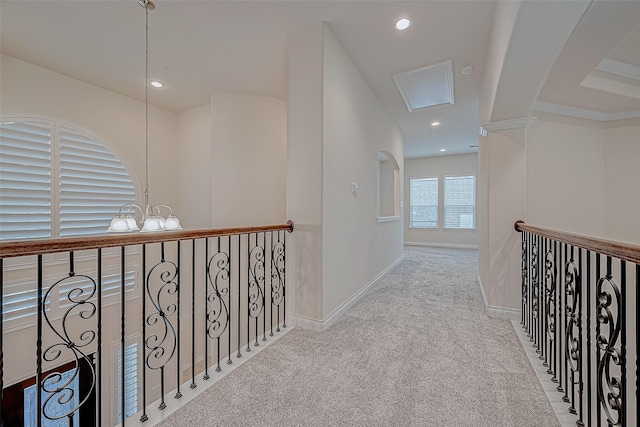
[157,246,559,427]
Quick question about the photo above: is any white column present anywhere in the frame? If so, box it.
[478,118,535,318]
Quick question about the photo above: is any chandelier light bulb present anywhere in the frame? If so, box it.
[395,18,411,31]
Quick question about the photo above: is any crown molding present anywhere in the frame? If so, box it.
[596,58,640,81]
[481,116,537,133]
[533,100,640,122]
[608,109,640,121]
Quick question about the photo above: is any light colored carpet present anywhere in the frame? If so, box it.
[158,246,560,427]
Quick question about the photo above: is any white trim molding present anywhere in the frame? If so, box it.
[404,242,478,250]
[288,254,405,332]
[596,58,640,81]
[533,100,640,122]
[481,116,537,133]
[476,274,520,320]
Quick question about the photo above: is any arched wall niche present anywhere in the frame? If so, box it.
[377,150,401,222]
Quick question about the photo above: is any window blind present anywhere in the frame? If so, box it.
[0,122,52,240]
[58,127,135,237]
[444,175,476,229]
[117,342,139,423]
[409,177,438,228]
[0,118,136,240]
[4,263,137,328]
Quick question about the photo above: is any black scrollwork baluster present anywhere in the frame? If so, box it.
[203,240,210,381]
[248,233,266,350]
[540,237,547,363]
[97,248,102,426]
[237,235,242,359]
[635,264,640,421]
[521,231,528,328]
[41,252,97,425]
[206,237,230,373]
[596,257,623,426]
[1,259,4,425]
[558,244,565,396]
[175,242,182,400]
[272,231,286,334]
[120,246,127,425]
[531,235,539,343]
[262,233,267,343]
[144,243,179,412]
[545,241,556,379]
[227,235,232,366]
[190,240,197,390]
[586,251,592,426]
[282,230,287,329]
[565,247,580,414]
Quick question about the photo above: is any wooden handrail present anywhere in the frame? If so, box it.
[0,220,294,259]
[514,220,640,265]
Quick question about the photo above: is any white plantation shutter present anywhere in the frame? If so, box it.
[58,127,135,236]
[444,175,476,229]
[0,122,52,240]
[409,177,438,228]
[1,118,139,328]
[0,118,136,240]
[117,342,139,423]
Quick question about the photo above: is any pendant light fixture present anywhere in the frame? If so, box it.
[107,0,182,233]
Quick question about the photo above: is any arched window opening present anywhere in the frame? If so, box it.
[0,118,136,240]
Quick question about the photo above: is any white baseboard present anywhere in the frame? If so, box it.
[288,255,405,332]
[287,313,324,332]
[476,274,520,320]
[404,242,478,250]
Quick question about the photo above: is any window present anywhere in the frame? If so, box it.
[444,175,476,229]
[24,368,79,427]
[1,118,140,330]
[410,177,438,228]
[2,360,95,426]
[116,342,139,424]
[0,119,136,241]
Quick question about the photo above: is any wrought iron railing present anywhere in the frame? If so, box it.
[0,221,293,426]
[515,221,638,427]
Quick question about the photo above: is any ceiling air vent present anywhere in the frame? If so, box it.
[392,60,454,112]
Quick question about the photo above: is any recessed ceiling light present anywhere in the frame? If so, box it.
[395,18,411,30]
[439,149,446,152]
[150,81,165,88]
[431,121,440,127]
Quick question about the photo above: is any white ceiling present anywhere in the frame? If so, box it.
[536,1,640,117]
[2,1,639,159]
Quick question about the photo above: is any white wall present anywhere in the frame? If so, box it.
[287,23,404,326]
[210,92,287,227]
[286,23,325,322]
[604,122,640,244]
[526,116,605,237]
[321,26,404,319]
[0,54,180,212]
[177,104,212,229]
[404,153,478,248]
[479,127,526,316]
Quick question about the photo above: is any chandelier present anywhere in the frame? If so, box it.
[108,0,181,233]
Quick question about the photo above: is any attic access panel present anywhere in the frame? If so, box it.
[393,60,454,112]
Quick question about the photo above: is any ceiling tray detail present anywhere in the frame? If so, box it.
[393,60,454,112]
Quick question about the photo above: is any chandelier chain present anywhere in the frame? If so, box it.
[144,1,150,207]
